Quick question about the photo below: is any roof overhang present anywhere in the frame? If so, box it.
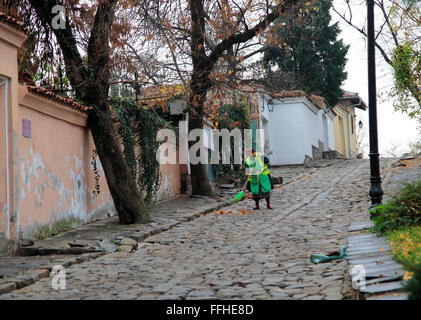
[337,95,367,111]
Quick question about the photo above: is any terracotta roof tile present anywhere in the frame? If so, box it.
[25,85,92,113]
[309,94,330,109]
[271,90,307,99]
[270,91,331,109]
[0,12,28,34]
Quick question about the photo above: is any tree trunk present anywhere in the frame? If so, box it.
[188,112,214,197]
[28,0,151,225]
[188,0,214,197]
[87,107,151,224]
[410,86,421,107]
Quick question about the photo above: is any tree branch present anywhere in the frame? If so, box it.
[332,4,392,65]
[29,0,89,97]
[86,0,118,100]
[207,1,297,67]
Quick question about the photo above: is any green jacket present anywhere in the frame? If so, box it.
[245,153,271,195]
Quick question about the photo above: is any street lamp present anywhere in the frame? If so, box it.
[267,99,274,112]
[367,0,383,211]
[358,120,363,129]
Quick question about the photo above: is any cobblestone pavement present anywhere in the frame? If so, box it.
[0,158,399,300]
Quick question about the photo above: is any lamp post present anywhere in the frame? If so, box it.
[367,0,383,211]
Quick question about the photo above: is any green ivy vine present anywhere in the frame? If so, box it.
[109,97,169,204]
[91,149,101,196]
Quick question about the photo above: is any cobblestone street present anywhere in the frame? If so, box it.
[0,158,406,300]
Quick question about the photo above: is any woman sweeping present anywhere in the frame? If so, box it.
[245,148,273,210]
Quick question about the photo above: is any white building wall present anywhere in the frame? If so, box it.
[259,96,336,166]
[300,102,323,159]
[266,100,308,165]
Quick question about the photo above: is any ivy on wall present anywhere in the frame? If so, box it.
[109,97,169,204]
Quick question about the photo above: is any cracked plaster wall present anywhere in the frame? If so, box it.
[15,101,116,240]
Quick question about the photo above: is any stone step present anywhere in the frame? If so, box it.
[366,293,407,300]
[348,259,399,270]
[18,246,103,256]
[365,269,405,279]
[359,281,404,294]
[364,275,403,286]
[348,255,395,266]
[348,243,389,251]
[349,263,404,279]
[346,252,390,261]
[348,238,388,246]
[347,247,390,256]
[348,221,374,232]
[348,233,380,242]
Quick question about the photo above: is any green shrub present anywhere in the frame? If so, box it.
[372,181,421,300]
[370,180,421,234]
[403,272,421,300]
[387,223,421,300]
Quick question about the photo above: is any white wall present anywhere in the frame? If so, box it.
[259,96,335,165]
[301,101,324,160]
[266,100,307,165]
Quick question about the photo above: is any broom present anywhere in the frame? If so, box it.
[230,177,250,204]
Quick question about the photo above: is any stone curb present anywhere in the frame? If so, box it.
[0,252,104,296]
[18,246,104,256]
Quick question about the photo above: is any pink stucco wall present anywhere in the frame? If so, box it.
[16,88,183,238]
[14,88,183,239]
[157,148,181,200]
[1,20,183,251]
[16,86,116,238]
[0,21,26,247]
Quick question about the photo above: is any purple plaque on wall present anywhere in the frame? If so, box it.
[22,119,31,138]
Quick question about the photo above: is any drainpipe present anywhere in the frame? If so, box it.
[0,77,10,239]
[185,111,190,175]
[346,106,352,158]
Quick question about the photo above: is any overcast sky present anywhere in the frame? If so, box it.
[331,0,420,157]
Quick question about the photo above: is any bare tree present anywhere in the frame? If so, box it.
[129,0,303,196]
